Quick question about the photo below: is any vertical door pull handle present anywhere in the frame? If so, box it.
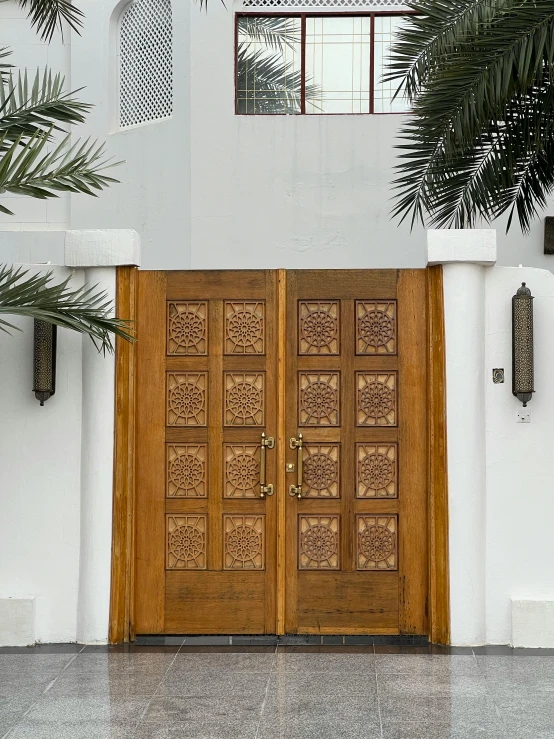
[260,432,275,498]
[289,434,303,499]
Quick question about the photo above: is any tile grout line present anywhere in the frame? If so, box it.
[133,637,187,729]
[471,647,510,739]
[374,642,385,739]
[0,645,87,739]
[253,645,277,739]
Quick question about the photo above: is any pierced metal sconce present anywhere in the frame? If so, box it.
[512,282,534,407]
[33,319,57,406]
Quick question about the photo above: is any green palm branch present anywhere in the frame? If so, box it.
[0,265,134,353]
[18,0,84,42]
[0,68,91,147]
[387,0,554,232]
[237,15,319,114]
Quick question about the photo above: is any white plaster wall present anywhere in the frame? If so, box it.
[443,263,487,646]
[62,0,554,271]
[485,266,554,644]
[0,267,83,643]
[0,1,71,230]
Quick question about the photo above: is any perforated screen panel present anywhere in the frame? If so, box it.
[242,0,406,7]
[119,0,173,128]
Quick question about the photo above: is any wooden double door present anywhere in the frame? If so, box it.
[135,269,429,636]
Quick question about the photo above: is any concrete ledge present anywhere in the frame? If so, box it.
[427,229,497,266]
[512,598,554,647]
[0,598,35,646]
[65,230,141,267]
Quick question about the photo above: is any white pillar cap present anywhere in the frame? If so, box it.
[427,229,497,266]
[65,229,141,267]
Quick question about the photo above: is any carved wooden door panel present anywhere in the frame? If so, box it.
[284,270,429,635]
[135,271,278,634]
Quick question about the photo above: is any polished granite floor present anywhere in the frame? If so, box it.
[1,642,554,739]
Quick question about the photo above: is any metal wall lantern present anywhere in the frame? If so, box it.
[512,282,534,407]
[33,319,57,406]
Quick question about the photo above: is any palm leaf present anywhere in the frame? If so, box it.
[388,0,554,231]
[0,131,121,216]
[0,69,91,150]
[18,0,84,42]
[0,264,134,353]
[238,16,301,51]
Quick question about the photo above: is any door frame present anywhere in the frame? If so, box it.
[108,266,450,644]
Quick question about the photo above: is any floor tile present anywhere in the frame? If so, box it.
[0,654,74,672]
[23,696,148,723]
[262,694,380,721]
[257,717,381,739]
[169,652,275,672]
[381,722,508,738]
[135,715,259,739]
[378,673,488,698]
[0,645,82,655]
[0,695,37,723]
[45,672,164,698]
[143,696,262,722]
[156,671,269,698]
[379,695,499,725]
[376,655,478,676]
[275,652,375,673]
[476,655,554,678]
[6,720,136,738]
[277,645,374,654]
[267,672,377,698]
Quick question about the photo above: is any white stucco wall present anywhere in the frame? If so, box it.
[0,267,83,643]
[438,231,554,646]
[0,2,71,231]
[58,0,554,272]
[484,266,554,645]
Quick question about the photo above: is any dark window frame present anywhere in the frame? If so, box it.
[234,11,415,116]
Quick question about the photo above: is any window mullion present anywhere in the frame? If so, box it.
[370,13,375,115]
[301,14,306,115]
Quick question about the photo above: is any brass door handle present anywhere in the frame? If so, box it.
[289,433,303,499]
[260,432,275,498]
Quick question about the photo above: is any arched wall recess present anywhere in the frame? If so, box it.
[118,0,173,129]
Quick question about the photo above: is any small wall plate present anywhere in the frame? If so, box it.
[492,368,505,384]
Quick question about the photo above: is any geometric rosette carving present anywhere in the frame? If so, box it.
[224,444,260,498]
[357,444,397,498]
[357,372,396,426]
[225,301,265,354]
[299,515,340,569]
[302,444,340,498]
[224,373,265,426]
[299,301,339,355]
[299,372,340,426]
[356,300,396,355]
[224,515,265,570]
[357,515,397,570]
[167,444,207,497]
[166,515,207,569]
[167,372,207,426]
[167,301,208,355]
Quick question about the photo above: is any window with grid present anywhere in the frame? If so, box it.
[236,14,409,115]
[119,0,173,128]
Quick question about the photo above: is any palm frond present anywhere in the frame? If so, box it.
[388,0,554,231]
[0,132,121,216]
[18,0,84,42]
[0,48,13,84]
[0,265,134,353]
[0,69,91,150]
[237,45,303,114]
[238,16,301,51]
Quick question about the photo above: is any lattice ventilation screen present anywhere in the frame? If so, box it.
[241,0,407,8]
[119,0,173,128]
